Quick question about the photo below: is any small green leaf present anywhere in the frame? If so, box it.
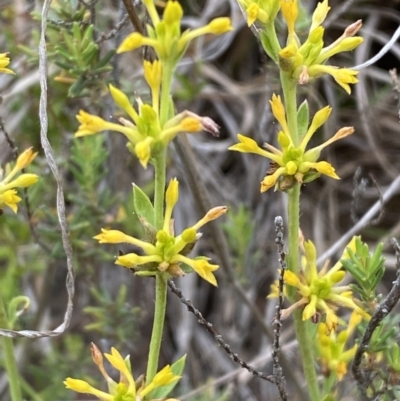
[95,49,116,69]
[149,355,186,399]
[260,29,278,63]
[133,184,155,226]
[297,100,309,139]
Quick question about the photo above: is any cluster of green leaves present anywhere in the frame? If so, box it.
[341,237,385,306]
[340,238,400,400]
[20,0,114,97]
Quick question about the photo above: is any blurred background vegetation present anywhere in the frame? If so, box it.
[1,0,400,399]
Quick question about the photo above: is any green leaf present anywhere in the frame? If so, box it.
[149,355,186,399]
[133,184,155,226]
[95,49,116,69]
[260,28,278,63]
[297,100,309,139]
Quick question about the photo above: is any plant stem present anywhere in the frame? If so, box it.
[159,63,174,126]
[282,73,320,401]
[146,61,175,388]
[0,296,22,401]
[145,272,168,385]
[153,148,167,230]
[280,71,299,144]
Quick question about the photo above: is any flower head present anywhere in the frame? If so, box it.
[75,76,218,168]
[278,237,369,330]
[0,148,39,213]
[64,343,181,400]
[229,95,354,192]
[117,0,232,66]
[94,179,227,286]
[276,0,362,93]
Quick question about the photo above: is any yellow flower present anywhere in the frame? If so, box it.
[94,179,227,286]
[307,65,359,94]
[64,344,181,400]
[140,365,180,397]
[310,0,330,32]
[280,0,298,38]
[229,96,354,192]
[280,237,370,326]
[317,311,362,380]
[0,190,21,213]
[75,109,139,142]
[0,149,38,213]
[0,53,15,75]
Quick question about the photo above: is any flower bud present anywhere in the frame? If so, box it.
[181,228,197,243]
[344,19,363,37]
[204,206,228,222]
[117,32,145,53]
[166,178,179,211]
[10,174,39,188]
[163,0,183,25]
[16,148,38,170]
[208,18,233,35]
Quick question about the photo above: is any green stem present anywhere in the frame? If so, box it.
[280,71,299,144]
[145,272,168,386]
[159,62,174,126]
[146,61,175,388]
[0,297,22,401]
[153,148,167,230]
[283,74,320,401]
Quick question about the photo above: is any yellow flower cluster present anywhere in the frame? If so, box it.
[229,94,354,192]
[0,148,39,213]
[240,0,363,93]
[94,179,227,286]
[75,63,219,168]
[117,0,232,65]
[278,236,369,332]
[317,312,362,380]
[65,343,180,400]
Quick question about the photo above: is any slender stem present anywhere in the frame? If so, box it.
[159,62,174,126]
[153,148,167,230]
[0,297,22,401]
[146,61,175,388]
[293,309,320,401]
[282,73,320,401]
[145,272,168,385]
[280,71,299,145]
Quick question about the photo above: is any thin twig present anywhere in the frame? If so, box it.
[167,279,278,385]
[272,216,288,400]
[351,238,400,400]
[96,14,130,44]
